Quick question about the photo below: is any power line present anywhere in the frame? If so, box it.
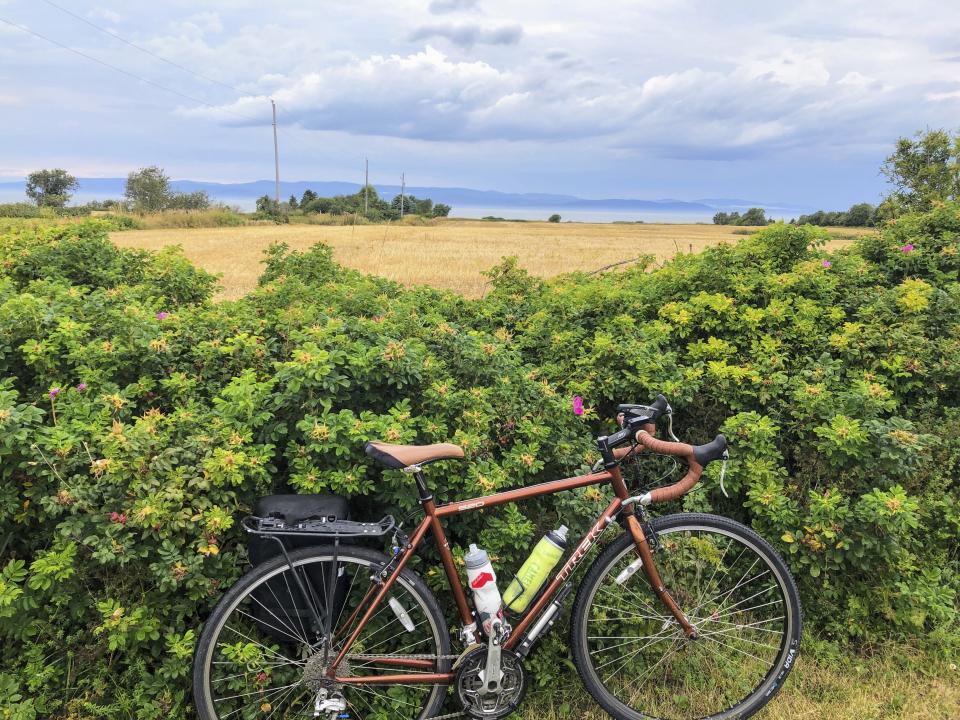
[3,11,360,193]
[0,14,263,125]
[38,0,247,96]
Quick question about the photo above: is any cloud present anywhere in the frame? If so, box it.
[0,94,20,106]
[174,12,224,36]
[89,7,122,24]
[409,22,523,47]
[428,0,480,14]
[187,46,514,139]
[6,0,960,207]
[737,51,830,87]
[837,71,878,87]
[927,89,960,101]
[189,44,880,156]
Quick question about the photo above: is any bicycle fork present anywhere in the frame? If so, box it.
[622,511,698,639]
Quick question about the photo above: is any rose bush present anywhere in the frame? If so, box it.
[0,206,958,716]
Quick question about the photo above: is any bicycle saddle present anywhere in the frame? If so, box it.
[365,441,465,469]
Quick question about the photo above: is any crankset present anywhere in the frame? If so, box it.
[455,646,527,719]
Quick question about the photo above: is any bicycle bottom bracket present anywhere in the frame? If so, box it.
[456,647,527,718]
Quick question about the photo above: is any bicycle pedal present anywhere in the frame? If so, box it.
[452,643,483,669]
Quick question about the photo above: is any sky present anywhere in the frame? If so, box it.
[0,0,959,207]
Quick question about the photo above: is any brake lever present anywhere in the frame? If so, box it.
[666,411,679,442]
[719,451,730,498]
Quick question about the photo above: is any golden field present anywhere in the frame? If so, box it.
[111,220,872,300]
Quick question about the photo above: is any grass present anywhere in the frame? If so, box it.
[519,641,959,720]
[118,208,248,229]
[111,220,873,300]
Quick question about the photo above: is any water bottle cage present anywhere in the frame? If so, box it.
[502,578,527,611]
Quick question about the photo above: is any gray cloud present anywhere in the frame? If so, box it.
[410,22,522,47]
[428,0,480,14]
[6,0,960,207]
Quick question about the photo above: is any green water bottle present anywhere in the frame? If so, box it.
[503,525,568,613]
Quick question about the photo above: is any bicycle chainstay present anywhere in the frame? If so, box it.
[342,653,471,719]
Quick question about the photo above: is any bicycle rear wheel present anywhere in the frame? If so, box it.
[193,545,451,720]
[571,513,801,720]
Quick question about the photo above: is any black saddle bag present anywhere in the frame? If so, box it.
[247,494,352,645]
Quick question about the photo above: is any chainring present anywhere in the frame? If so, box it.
[455,647,527,719]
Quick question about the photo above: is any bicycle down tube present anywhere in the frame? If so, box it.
[325,462,694,684]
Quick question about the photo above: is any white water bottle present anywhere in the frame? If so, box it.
[464,543,503,636]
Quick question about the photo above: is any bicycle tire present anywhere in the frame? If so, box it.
[193,545,452,720]
[570,513,802,720]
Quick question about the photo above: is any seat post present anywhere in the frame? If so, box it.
[404,465,433,503]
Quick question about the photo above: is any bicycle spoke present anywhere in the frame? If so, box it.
[583,523,794,720]
[235,605,306,648]
[219,624,302,666]
[199,552,446,720]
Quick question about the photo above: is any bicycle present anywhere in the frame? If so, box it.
[193,394,802,720]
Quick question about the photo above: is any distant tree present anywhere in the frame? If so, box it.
[881,128,960,215]
[125,166,171,212]
[794,202,877,227]
[432,203,451,218]
[844,202,876,227]
[301,197,329,214]
[288,194,299,210]
[25,168,78,208]
[84,198,127,212]
[301,189,318,206]
[389,195,433,216]
[255,195,283,219]
[392,194,413,215]
[415,197,433,216]
[166,191,210,211]
[548,213,561,223]
[739,207,768,225]
[712,211,730,225]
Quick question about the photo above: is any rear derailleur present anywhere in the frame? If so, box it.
[313,687,346,719]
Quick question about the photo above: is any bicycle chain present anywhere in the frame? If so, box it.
[346,653,461,661]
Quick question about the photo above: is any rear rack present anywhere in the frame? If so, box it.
[241,514,396,539]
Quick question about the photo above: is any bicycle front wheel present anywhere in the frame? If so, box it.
[193,545,451,720]
[571,513,802,720]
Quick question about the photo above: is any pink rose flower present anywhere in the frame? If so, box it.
[572,395,584,416]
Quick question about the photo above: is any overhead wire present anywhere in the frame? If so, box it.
[0,14,266,125]
[37,0,249,96]
[34,3,330,156]
[1,10,356,191]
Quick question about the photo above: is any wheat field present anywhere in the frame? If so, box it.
[112,220,872,300]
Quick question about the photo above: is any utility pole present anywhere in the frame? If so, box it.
[271,99,280,204]
[364,158,369,216]
[400,172,405,218]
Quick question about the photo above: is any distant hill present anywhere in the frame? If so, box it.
[0,178,813,219]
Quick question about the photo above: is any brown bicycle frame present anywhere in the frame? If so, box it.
[325,463,694,685]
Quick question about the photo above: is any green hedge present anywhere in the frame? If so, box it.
[0,207,958,717]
